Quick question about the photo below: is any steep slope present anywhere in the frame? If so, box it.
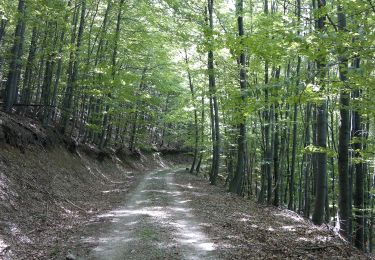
[0,112,187,259]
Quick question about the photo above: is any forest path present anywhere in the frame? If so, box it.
[79,169,218,260]
[75,168,366,260]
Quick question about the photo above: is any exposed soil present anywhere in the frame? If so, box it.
[0,112,188,260]
[66,169,373,260]
[70,169,218,260]
[173,172,372,259]
[0,112,372,260]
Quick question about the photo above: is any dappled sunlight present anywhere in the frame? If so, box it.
[98,206,169,219]
[169,182,196,189]
[172,219,216,253]
[141,189,182,197]
[235,212,255,222]
[297,235,333,243]
[0,237,9,255]
[10,223,32,244]
[281,225,296,232]
[81,169,219,259]
[145,176,164,180]
[101,188,127,194]
[175,199,192,204]
[274,210,305,223]
[135,199,152,205]
[169,206,191,213]
[267,227,275,232]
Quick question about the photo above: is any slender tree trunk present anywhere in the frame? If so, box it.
[41,52,56,127]
[196,93,205,174]
[273,101,280,206]
[4,0,26,112]
[259,62,270,204]
[312,0,328,225]
[207,0,220,185]
[61,0,86,133]
[289,68,299,210]
[184,50,199,174]
[353,58,365,250]
[129,68,147,152]
[20,27,38,110]
[303,103,312,217]
[0,15,7,45]
[52,0,72,123]
[337,4,350,238]
[98,0,115,149]
[229,0,247,195]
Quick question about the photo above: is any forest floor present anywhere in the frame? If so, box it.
[0,112,372,259]
[71,169,370,260]
[0,111,187,259]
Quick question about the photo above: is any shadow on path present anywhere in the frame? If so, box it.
[80,169,217,260]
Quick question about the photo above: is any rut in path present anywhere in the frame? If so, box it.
[81,169,218,260]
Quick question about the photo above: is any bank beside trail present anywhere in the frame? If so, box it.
[74,169,369,259]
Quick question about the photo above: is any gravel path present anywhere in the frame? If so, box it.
[79,169,218,260]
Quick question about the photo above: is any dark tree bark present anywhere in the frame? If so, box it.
[129,68,147,152]
[184,50,199,174]
[289,71,299,210]
[207,0,220,185]
[52,0,73,122]
[312,0,328,226]
[61,0,86,133]
[258,0,271,204]
[41,51,56,127]
[303,103,312,217]
[259,62,270,204]
[20,27,38,109]
[0,14,7,44]
[337,4,350,238]
[272,67,280,206]
[98,0,115,149]
[353,57,365,250]
[229,0,247,195]
[4,0,26,112]
[0,15,7,83]
[196,93,205,174]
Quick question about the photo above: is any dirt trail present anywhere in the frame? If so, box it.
[74,168,369,260]
[79,169,218,260]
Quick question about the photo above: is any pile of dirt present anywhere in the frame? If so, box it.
[0,113,190,259]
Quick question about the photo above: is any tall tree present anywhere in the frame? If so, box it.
[184,49,199,174]
[207,0,220,185]
[312,0,328,226]
[4,0,26,112]
[61,0,86,133]
[229,0,247,195]
[337,3,350,238]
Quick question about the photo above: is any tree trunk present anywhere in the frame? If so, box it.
[207,0,220,185]
[353,58,364,250]
[61,0,86,133]
[229,0,247,195]
[337,3,350,238]
[312,0,327,225]
[184,49,199,174]
[4,0,26,112]
[20,27,38,111]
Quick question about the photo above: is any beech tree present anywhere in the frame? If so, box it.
[1,0,374,252]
